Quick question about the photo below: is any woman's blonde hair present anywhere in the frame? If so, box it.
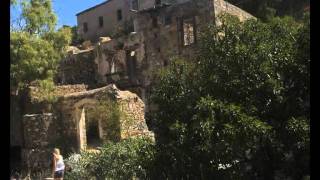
[53,148,60,155]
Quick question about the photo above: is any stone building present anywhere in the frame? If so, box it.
[61,0,254,111]
[20,84,153,171]
[77,0,135,42]
[76,0,171,42]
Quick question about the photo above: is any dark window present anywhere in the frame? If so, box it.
[126,51,137,83]
[132,0,139,10]
[152,17,158,28]
[99,16,103,27]
[155,0,161,5]
[117,9,122,21]
[164,15,172,25]
[182,17,196,46]
[83,22,88,33]
[164,60,168,66]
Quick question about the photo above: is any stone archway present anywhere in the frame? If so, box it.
[73,98,99,151]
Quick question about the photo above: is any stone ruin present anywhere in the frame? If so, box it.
[55,0,255,112]
[11,0,255,174]
[21,84,154,171]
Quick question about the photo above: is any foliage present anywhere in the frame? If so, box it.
[64,137,155,180]
[64,153,95,180]
[21,0,57,34]
[226,0,309,21]
[86,99,122,142]
[11,0,17,5]
[70,25,84,45]
[30,78,58,103]
[149,14,309,179]
[10,0,72,92]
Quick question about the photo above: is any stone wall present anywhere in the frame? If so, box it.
[21,84,154,171]
[56,0,254,114]
[57,49,97,86]
[21,114,58,170]
[56,84,154,149]
[213,0,255,24]
[117,90,154,139]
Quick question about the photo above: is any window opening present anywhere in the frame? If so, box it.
[83,22,88,33]
[117,9,123,21]
[182,18,196,46]
[152,17,158,28]
[126,51,137,82]
[164,15,172,25]
[131,0,139,10]
[99,16,103,27]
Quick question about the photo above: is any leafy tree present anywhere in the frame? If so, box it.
[10,0,71,93]
[10,26,71,91]
[226,0,309,21]
[21,0,57,34]
[149,14,309,179]
[11,0,17,5]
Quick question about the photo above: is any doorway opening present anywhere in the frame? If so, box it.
[85,107,102,149]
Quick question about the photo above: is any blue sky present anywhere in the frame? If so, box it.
[11,0,107,28]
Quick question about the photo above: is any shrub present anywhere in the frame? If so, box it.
[64,137,155,180]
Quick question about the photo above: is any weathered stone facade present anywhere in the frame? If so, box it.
[57,0,254,113]
[20,84,153,170]
[21,114,58,170]
[77,0,135,42]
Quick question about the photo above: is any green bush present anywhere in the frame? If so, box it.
[64,137,155,180]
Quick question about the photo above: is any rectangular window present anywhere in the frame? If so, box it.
[152,17,158,28]
[99,16,103,28]
[131,0,139,10]
[155,0,161,6]
[182,18,196,46]
[83,22,88,33]
[117,9,122,21]
[164,15,172,25]
[126,51,137,82]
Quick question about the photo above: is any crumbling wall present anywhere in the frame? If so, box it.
[133,0,213,112]
[138,0,156,10]
[21,114,58,170]
[57,49,97,86]
[117,90,154,139]
[21,84,154,172]
[213,0,255,24]
[56,85,153,147]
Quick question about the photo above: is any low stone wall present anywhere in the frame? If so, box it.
[21,148,52,171]
[22,114,58,170]
[23,114,57,148]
